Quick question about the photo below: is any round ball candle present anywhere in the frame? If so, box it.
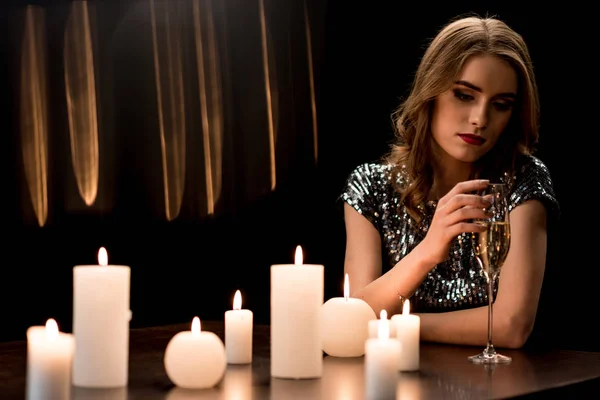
[321,273,376,357]
[225,289,253,364]
[164,317,227,388]
[26,319,75,400]
[364,310,401,400]
[391,300,420,371]
[271,245,324,379]
[73,247,131,388]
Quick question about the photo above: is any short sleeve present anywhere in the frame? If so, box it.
[338,163,384,230]
[509,156,560,221]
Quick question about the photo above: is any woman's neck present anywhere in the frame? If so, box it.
[430,157,473,200]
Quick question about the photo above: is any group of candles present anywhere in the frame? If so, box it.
[26,245,420,400]
[163,289,254,389]
[274,247,420,399]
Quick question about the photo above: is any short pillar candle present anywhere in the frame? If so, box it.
[391,299,420,371]
[364,310,401,400]
[225,290,253,364]
[26,319,74,400]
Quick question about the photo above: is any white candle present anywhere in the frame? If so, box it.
[321,273,376,357]
[164,316,227,388]
[225,289,253,364]
[271,245,324,379]
[72,247,131,388]
[364,310,401,400]
[368,309,396,339]
[391,300,420,371]
[26,319,75,400]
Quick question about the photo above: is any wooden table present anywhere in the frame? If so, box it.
[1,321,599,399]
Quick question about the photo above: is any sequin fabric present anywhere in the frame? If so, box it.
[339,155,559,313]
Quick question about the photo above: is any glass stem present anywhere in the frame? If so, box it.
[487,275,493,348]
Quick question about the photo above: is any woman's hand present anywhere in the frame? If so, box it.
[421,179,491,265]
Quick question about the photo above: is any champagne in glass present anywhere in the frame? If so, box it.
[473,220,510,279]
[469,183,512,364]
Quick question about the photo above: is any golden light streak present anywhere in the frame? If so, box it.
[304,0,318,164]
[258,0,277,190]
[193,0,224,216]
[150,0,186,221]
[64,0,99,206]
[20,6,49,227]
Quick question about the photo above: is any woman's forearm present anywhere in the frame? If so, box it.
[418,304,530,349]
[351,242,435,316]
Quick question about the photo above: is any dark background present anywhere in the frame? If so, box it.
[0,0,594,352]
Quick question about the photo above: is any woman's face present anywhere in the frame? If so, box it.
[430,53,518,164]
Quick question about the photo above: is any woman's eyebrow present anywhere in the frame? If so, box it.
[454,80,516,99]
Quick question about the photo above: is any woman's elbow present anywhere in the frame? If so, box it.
[498,312,535,349]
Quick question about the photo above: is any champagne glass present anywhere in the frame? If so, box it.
[469,183,512,364]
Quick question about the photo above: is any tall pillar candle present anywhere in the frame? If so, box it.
[26,319,74,400]
[225,289,253,364]
[73,247,131,387]
[271,245,324,378]
[391,299,420,371]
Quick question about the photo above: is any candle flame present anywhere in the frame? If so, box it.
[98,247,108,266]
[402,299,411,315]
[344,273,349,301]
[45,318,58,341]
[233,290,242,310]
[378,310,389,340]
[191,316,201,336]
[294,245,303,265]
[380,309,387,320]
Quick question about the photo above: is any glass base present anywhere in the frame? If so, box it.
[468,345,512,364]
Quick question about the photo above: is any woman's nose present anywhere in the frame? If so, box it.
[469,103,489,129]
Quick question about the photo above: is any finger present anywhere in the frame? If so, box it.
[441,193,490,214]
[446,206,489,226]
[456,179,491,193]
[450,221,488,237]
[438,179,489,207]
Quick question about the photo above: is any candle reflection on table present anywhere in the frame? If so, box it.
[71,387,127,400]
[222,365,253,400]
[165,361,269,400]
[396,372,422,400]
[270,372,322,400]
[321,355,364,399]
[166,388,221,400]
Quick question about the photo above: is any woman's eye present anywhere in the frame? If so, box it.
[494,102,514,111]
[453,89,472,101]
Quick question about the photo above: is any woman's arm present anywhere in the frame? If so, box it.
[418,199,548,349]
[344,179,491,316]
[343,203,433,316]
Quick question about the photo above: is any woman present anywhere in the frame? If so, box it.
[339,15,559,349]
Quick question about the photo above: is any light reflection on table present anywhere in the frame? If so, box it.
[72,387,127,400]
[10,322,597,400]
[68,347,577,400]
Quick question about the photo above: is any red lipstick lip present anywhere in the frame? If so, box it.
[458,134,486,146]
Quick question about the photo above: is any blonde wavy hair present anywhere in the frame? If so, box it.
[384,15,540,224]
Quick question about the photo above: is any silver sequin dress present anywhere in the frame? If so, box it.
[340,154,560,312]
